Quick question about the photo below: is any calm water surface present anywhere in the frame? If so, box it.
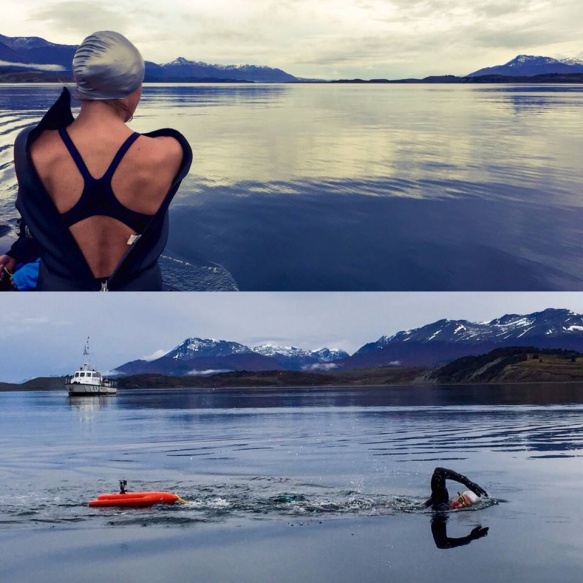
[1,83,582,290]
[1,385,583,582]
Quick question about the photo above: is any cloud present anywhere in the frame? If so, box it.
[187,369,232,376]
[141,349,168,362]
[0,60,65,71]
[304,363,339,371]
[27,1,131,35]
[8,0,581,78]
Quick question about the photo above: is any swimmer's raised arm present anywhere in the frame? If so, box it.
[436,467,488,497]
[425,467,488,509]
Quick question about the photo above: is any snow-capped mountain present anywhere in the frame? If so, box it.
[168,338,252,359]
[252,345,349,370]
[560,58,583,66]
[0,34,76,68]
[0,33,298,82]
[148,57,297,82]
[114,309,583,375]
[115,337,277,375]
[468,55,583,77]
[114,338,346,375]
[345,309,583,368]
[0,34,64,51]
[369,309,583,346]
[312,348,349,362]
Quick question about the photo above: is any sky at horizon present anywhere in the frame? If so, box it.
[3,0,583,79]
[2,292,583,383]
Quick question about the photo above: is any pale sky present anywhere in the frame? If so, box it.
[3,0,583,78]
[1,292,583,382]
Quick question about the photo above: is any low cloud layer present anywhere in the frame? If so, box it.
[0,60,65,71]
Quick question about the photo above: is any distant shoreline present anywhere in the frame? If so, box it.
[3,369,583,392]
[2,72,583,85]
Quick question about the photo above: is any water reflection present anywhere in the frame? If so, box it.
[68,396,112,424]
[140,83,289,108]
[168,188,582,290]
[431,514,489,549]
[116,384,583,409]
[106,386,583,460]
[1,84,583,290]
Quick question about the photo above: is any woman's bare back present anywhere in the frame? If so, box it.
[30,122,184,278]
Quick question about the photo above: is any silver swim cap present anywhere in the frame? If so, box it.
[72,31,145,100]
[462,491,479,504]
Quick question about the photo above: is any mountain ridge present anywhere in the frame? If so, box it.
[468,54,583,77]
[4,346,583,391]
[112,309,583,375]
[1,33,583,83]
[0,33,299,82]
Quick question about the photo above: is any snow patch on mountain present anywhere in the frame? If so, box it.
[253,344,311,358]
[469,55,583,77]
[252,344,348,361]
[169,338,252,359]
[369,309,583,348]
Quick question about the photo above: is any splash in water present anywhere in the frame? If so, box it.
[0,477,497,529]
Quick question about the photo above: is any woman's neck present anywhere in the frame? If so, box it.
[75,101,129,126]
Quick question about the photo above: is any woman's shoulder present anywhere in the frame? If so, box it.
[139,128,193,174]
[14,126,61,173]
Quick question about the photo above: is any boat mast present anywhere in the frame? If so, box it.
[83,337,91,369]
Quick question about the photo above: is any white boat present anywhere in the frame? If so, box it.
[65,338,117,396]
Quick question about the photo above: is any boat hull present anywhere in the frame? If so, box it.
[66,383,117,396]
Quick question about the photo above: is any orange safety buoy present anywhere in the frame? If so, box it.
[89,491,180,508]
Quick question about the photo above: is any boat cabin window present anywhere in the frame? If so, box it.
[75,372,80,377]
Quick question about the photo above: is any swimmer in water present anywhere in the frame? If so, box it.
[425,467,488,511]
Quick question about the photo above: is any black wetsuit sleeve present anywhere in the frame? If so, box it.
[425,467,488,508]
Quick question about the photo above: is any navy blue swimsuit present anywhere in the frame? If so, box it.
[58,128,151,233]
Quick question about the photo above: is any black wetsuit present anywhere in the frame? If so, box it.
[425,467,488,511]
[11,87,193,291]
[7,217,41,265]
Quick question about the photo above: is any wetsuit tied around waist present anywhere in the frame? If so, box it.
[57,128,151,232]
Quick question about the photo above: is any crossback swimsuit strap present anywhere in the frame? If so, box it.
[57,128,152,233]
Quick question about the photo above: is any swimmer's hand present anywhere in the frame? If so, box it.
[470,526,489,540]
[0,255,16,281]
[468,482,488,498]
